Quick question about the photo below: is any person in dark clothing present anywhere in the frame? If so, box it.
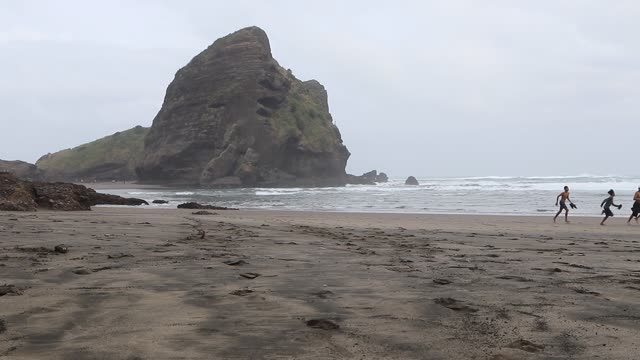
[600,189,622,225]
[554,186,574,223]
[628,187,640,224]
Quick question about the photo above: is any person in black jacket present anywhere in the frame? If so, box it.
[601,189,622,225]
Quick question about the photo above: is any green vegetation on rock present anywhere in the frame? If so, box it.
[36,126,149,181]
[271,79,341,153]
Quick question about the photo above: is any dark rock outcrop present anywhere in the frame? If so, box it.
[0,160,43,181]
[0,172,148,211]
[405,176,419,186]
[347,170,389,185]
[177,202,237,210]
[137,27,350,187]
[0,172,38,211]
[376,172,389,183]
[152,200,169,204]
[89,193,149,206]
[347,170,378,185]
[36,126,149,182]
[32,181,95,210]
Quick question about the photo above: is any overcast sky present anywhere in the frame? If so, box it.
[1,1,639,177]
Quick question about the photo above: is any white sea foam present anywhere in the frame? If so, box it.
[94,175,640,216]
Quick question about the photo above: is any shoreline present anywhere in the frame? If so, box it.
[93,205,636,219]
[2,208,639,358]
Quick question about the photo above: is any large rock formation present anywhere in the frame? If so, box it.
[36,126,148,182]
[0,172,147,211]
[0,160,43,181]
[137,27,350,187]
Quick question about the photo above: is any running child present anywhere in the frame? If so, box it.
[600,189,622,225]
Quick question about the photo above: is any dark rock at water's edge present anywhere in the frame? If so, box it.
[31,181,95,210]
[405,176,419,186]
[90,193,149,206]
[177,202,238,210]
[152,200,169,204]
[0,160,44,181]
[347,170,378,185]
[137,27,350,187]
[0,172,148,211]
[347,170,389,185]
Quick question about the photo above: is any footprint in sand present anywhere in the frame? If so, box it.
[230,289,254,296]
[505,339,545,353]
[310,290,334,299]
[223,259,247,266]
[0,284,23,296]
[240,272,260,279]
[306,319,339,330]
[432,279,452,285]
[72,268,91,275]
[434,297,478,313]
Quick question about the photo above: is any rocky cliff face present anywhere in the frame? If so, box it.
[137,27,350,186]
[36,126,148,182]
[0,160,43,181]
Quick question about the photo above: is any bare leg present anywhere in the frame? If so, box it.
[629,214,635,224]
[601,215,609,225]
[553,209,562,223]
[564,210,570,223]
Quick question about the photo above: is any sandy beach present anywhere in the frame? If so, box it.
[1,208,639,359]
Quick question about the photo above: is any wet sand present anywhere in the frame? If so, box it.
[1,208,639,359]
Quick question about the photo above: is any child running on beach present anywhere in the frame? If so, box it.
[628,187,640,224]
[554,186,575,223]
[600,189,622,225]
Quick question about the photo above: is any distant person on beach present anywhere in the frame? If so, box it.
[629,187,640,224]
[554,186,575,223]
[600,189,622,225]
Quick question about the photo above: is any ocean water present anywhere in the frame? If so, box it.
[100,175,640,216]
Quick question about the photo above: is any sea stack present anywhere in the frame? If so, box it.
[405,176,419,186]
[137,27,350,187]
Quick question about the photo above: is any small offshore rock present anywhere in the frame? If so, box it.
[375,172,389,183]
[405,176,419,186]
[54,245,68,254]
